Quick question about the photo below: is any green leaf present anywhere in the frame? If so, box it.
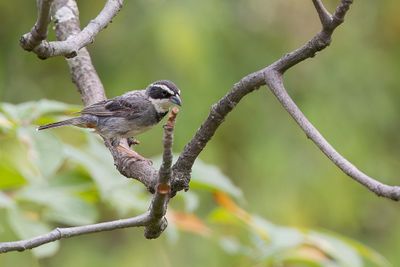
[0,158,26,189]
[32,99,80,120]
[64,142,118,196]
[42,198,97,226]
[208,207,240,224]
[307,232,363,267]
[16,127,65,181]
[179,190,199,212]
[152,155,243,199]
[0,100,79,124]
[0,103,20,122]
[16,184,98,226]
[64,135,149,215]
[311,230,391,267]
[0,134,40,184]
[0,112,13,130]
[0,191,14,208]
[190,159,243,198]
[7,207,59,258]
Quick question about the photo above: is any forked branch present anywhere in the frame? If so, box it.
[20,0,124,59]
[173,0,400,201]
[20,0,54,51]
[264,0,400,200]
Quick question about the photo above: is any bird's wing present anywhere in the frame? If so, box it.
[80,91,147,118]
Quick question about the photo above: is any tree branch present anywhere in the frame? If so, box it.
[172,71,265,192]
[145,108,179,239]
[265,70,400,200]
[263,0,400,201]
[21,0,124,59]
[172,0,400,201]
[312,0,332,28]
[0,213,150,253]
[20,0,54,51]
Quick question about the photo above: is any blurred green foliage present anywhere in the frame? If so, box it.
[0,101,390,266]
[0,0,399,266]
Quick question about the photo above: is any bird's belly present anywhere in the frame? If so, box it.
[96,117,155,138]
[122,125,153,138]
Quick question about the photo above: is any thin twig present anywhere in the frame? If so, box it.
[265,70,400,200]
[20,0,55,51]
[0,213,150,253]
[172,72,264,192]
[312,0,332,28]
[24,0,124,59]
[145,108,179,239]
[263,0,400,200]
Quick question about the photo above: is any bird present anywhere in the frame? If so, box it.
[38,80,182,155]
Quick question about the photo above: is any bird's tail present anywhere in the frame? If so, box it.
[37,118,82,131]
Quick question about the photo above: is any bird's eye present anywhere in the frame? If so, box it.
[162,91,169,97]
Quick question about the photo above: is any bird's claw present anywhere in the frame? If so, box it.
[127,137,141,147]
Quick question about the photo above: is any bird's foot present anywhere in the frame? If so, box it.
[127,137,141,147]
[117,144,152,164]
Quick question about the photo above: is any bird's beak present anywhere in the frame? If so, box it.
[169,95,182,106]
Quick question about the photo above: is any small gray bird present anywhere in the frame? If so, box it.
[38,80,182,147]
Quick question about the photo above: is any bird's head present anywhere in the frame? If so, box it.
[146,80,182,113]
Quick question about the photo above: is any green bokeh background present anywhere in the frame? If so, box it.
[1,0,399,266]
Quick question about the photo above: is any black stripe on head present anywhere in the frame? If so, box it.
[147,80,180,99]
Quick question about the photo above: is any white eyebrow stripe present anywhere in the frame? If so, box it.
[152,84,174,95]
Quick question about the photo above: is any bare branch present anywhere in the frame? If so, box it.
[145,108,179,239]
[20,0,54,51]
[51,0,106,105]
[172,72,265,191]
[312,0,332,28]
[24,0,124,59]
[0,213,150,254]
[262,0,400,200]
[171,0,353,191]
[264,70,400,200]
[332,0,353,27]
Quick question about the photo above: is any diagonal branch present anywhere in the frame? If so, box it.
[265,70,400,200]
[263,0,400,200]
[20,0,54,51]
[21,0,124,59]
[312,0,332,28]
[172,72,265,192]
[173,0,400,201]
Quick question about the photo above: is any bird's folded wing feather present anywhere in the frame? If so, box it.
[80,92,144,118]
